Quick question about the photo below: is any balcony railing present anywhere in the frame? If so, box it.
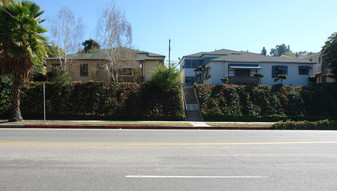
[228,77,258,85]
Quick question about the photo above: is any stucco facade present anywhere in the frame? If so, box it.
[180,49,315,87]
[47,50,165,83]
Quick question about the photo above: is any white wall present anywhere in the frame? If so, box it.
[208,62,226,84]
[180,67,185,85]
[260,63,314,86]
[179,58,201,87]
[184,68,196,78]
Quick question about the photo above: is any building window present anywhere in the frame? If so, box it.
[80,64,88,77]
[299,66,312,75]
[120,68,133,76]
[272,66,287,78]
[184,59,203,68]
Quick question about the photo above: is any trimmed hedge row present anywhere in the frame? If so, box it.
[272,120,337,130]
[195,83,337,121]
[0,80,184,121]
[0,75,13,117]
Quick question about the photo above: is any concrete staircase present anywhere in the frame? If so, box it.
[184,88,202,121]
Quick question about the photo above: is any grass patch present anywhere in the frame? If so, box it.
[27,121,193,127]
[206,123,273,127]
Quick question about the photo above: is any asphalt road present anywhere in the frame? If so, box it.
[1,129,337,191]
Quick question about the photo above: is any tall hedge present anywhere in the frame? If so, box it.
[195,83,337,121]
[0,80,184,121]
[0,75,13,117]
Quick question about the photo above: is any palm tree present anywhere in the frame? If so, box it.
[0,0,47,121]
[0,0,11,5]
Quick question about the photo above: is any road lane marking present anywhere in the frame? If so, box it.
[126,175,269,179]
[1,141,337,146]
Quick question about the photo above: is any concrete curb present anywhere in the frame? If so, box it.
[0,124,272,130]
[0,125,25,128]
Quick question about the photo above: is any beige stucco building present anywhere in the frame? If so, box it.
[46,49,165,83]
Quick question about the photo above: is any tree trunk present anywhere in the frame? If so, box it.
[9,76,23,122]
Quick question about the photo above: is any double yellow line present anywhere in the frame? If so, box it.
[1,141,337,146]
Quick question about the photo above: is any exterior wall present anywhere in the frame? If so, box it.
[260,63,314,86]
[142,60,159,81]
[208,62,226,85]
[180,67,185,86]
[180,57,203,87]
[202,61,314,86]
[70,60,103,81]
[47,60,106,82]
[202,63,212,85]
[47,59,162,82]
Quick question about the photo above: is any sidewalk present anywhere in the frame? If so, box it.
[0,120,274,130]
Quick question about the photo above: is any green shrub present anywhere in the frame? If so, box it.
[148,64,181,93]
[46,67,71,87]
[272,120,337,130]
[1,81,184,121]
[195,83,337,121]
[29,64,46,82]
[0,75,13,117]
[221,77,228,84]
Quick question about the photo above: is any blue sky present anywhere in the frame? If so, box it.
[33,0,337,63]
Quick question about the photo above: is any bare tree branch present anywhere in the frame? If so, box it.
[96,2,137,84]
[51,7,84,71]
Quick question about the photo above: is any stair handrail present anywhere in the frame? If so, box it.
[193,87,203,121]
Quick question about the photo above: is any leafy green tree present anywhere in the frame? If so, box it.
[82,39,100,53]
[0,0,47,121]
[44,42,65,58]
[46,66,71,87]
[261,47,267,56]
[29,57,46,82]
[321,32,337,80]
[254,73,264,85]
[270,44,291,56]
[276,74,287,85]
[148,63,181,93]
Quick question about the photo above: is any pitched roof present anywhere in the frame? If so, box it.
[212,52,314,64]
[185,49,242,57]
[300,53,321,61]
[48,49,165,61]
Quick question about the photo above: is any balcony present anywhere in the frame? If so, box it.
[228,77,258,85]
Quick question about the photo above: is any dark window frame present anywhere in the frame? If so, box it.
[272,66,288,78]
[299,67,310,75]
[80,63,88,77]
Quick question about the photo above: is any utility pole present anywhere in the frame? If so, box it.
[43,82,46,122]
[169,38,171,69]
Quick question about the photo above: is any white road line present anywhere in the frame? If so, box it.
[126,175,269,179]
